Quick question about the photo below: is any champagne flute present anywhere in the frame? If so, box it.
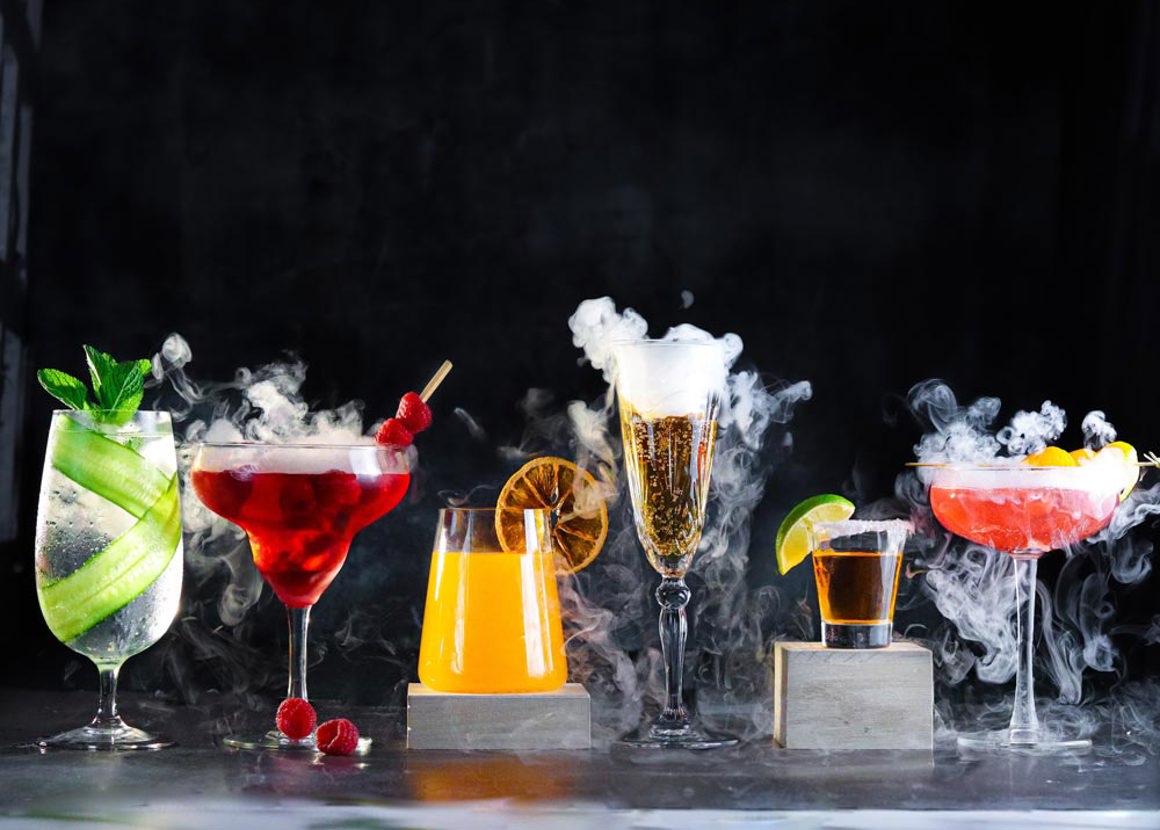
[612,340,737,749]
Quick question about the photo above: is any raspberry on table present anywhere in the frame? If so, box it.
[275,697,317,740]
[316,718,360,756]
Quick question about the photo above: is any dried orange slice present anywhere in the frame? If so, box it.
[495,456,609,575]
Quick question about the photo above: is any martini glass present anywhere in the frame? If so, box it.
[611,340,738,749]
[927,461,1128,752]
[190,441,410,752]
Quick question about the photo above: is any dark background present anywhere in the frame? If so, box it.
[2,1,1158,713]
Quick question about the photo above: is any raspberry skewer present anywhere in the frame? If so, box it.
[376,360,453,446]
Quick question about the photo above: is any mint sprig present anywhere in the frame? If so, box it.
[38,345,154,425]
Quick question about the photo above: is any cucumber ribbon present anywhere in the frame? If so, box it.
[38,428,182,643]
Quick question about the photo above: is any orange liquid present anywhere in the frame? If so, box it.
[418,550,567,693]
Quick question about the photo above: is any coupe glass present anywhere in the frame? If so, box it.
[927,462,1127,752]
[34,410,184,750]
[418,507,567,693]
[611,340,737,749]
[190,441,410,752]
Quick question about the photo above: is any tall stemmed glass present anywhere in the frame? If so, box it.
[612,340,737,749]
[190,441,410,751]
[927,462,1127,752]
[34,410,184,750]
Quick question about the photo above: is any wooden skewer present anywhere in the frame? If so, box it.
[420,360,454,403]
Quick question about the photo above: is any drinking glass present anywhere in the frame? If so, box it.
[810,519,910,649]
[190,441,410,751]
[611,339,737,749]
[928,462,1125,752]
[418,507,566,693]
[34,410,184,750]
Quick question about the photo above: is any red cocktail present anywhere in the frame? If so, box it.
[190,441,410,752]
[192,467,409,606]
[927,461,1128,752]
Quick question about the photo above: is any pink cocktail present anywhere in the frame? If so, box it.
[190,442,410,752]
[928,463,1126,752]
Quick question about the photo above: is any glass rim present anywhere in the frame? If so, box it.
[52,408,171,415]
[436,506,551,515]
[608,338,725,350]
[189,440,403,451]
[811,518,913,535]
[923,461,1117,473]
[51,409,173,433]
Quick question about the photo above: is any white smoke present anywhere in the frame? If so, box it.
[900,379,1160,727]
[530,296,813,742]
[145,333,410,708]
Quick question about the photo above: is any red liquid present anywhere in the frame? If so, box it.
[929,486,1117,556]
[191,468,410,606]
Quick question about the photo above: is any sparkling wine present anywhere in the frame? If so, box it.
[619,405,717,576]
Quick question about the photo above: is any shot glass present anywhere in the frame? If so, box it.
[810,519,911,649]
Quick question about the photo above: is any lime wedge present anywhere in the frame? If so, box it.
[774,494,856,575]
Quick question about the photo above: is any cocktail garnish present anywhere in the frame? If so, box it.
[495,456,610,575]
[375,359,453,446]
[774,494,856,575]
[275,697,317,740]
[1023,441,1140,501]
[37,345,153,426]
[316,718,359,755]
[396,391,432,434]
[376,418,414,447]
[1023,446,1077,466]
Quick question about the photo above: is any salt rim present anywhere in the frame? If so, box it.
[810,519,914,536]
[611,340,727,418]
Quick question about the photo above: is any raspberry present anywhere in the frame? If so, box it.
[316,718,360,756]
[375,417,413,447]
[396,391,433,434]
[275,697,316,740]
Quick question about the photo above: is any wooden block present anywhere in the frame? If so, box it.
[406,683,592,751]
[773,641,933,750]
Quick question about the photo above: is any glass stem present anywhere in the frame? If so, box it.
[286,606,311,701]
[655,577,692,731]
[1008,556,1040,742]
[93,663,124,728]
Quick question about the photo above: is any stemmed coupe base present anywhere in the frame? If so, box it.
[220,730,372,755]
[956,728,1091,755]
[37,717,173,752]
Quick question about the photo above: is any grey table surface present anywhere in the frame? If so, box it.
[1,687,1158,829]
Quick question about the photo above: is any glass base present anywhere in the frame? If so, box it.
[822,621,891,649]
[37,721,174,751]
[956,728,1092,755]
[220,729,372,755]
[618,721,739,750]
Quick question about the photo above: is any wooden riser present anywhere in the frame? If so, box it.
[406,683,592,751]
[773,641,934,750]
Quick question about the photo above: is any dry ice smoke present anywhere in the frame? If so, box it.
[505,297,812,742]
[900,379,1160,746]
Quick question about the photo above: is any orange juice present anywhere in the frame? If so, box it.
[418,548,567,693]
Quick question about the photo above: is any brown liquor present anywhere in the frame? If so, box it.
[812,550,903,624]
